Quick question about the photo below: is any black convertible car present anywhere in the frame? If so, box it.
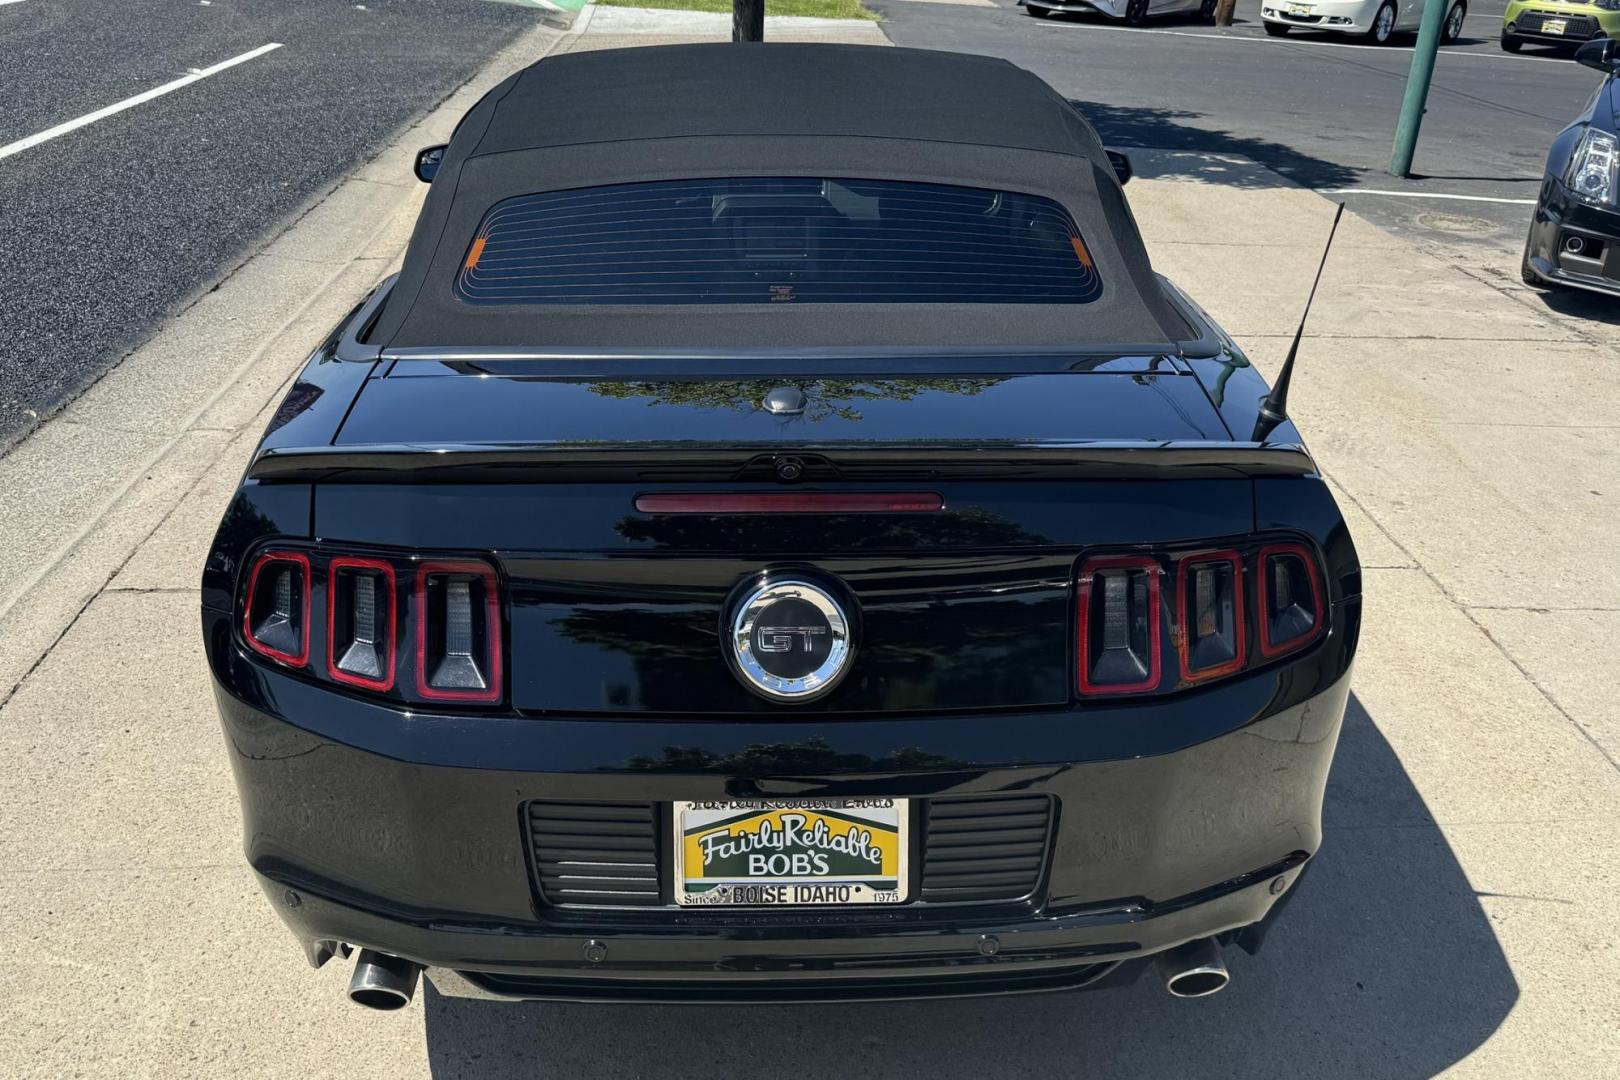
[203,44,1360,1008]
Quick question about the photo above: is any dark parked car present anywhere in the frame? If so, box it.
[203,43,1360,1009]
[1524,39,1620,293]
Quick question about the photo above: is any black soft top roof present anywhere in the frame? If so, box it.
[370,43,1198,354]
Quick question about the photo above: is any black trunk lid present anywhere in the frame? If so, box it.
[311,365,1262,716]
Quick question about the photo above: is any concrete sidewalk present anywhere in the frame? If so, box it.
[561,2,888,47]
[1,12,1616,1080]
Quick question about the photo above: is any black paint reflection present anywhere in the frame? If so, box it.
[264,380,324,436]
[625,737,964,775]
[515,556,1073,714]
[588,377,1000,423]
[613,504,1053,550]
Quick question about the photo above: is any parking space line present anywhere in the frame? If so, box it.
[1039,22,1578,66]
[1321,187,1539,204]
[0,43,284,162]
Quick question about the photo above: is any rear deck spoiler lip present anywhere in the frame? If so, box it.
[246,440,1317,483]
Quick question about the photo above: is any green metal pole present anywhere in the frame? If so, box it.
[1389,0,1448,177]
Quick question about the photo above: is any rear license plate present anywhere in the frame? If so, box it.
[1544,17,1567,32]
[673,799,909,907]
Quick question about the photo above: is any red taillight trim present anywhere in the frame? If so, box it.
[326,556,397,692]
[1176,549,1246,683]
[633,492,944,515]
[1076,554,1162,697]
[414,559,503,703]
[242,550,311,668]
[1256,541,1326,659]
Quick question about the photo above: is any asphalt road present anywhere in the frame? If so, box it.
[873,0,1602,251]
[0,0,538,451]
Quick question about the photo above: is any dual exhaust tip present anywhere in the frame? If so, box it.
[343,937,1228,1008]
[348,949,422,1011]
[1154,936,1230,998]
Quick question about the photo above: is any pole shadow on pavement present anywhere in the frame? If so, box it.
[1064,100,1361,190]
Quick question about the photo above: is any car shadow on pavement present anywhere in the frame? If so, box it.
[1072,100,1361,189]
[422,694,1516,1080]
[1529,283,1620,326]
[1039,9,1216,28]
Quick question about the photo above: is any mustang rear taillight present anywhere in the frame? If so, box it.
[327,557,397,691]
[415,561,502,703]
[1178,550,1244,683]
[1077,555,1161,695]
[1078,540,1327,698]
[239,546,504,705]
[243,551,311,667]
[1258,542,1325,658]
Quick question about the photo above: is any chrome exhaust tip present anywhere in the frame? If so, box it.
[347,949,421,1011]
[1154,937,1230,999]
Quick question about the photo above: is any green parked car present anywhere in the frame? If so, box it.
[1502,0,1620,52]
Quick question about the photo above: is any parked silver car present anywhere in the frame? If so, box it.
[1022,0,1215,25]
[1260,0,1468,43]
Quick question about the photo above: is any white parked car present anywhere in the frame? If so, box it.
[1260,0,1468,43]
[1022,0,1215,24]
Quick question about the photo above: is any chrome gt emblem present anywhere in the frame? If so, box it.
[755,626,826,653]
[730,580,852,702]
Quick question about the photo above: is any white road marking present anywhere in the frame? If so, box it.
[0,43,283,163]
[0,1,32,6]
[1321,187,1539,204]
[1040,21,1581,66]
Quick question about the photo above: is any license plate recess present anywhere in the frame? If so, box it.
[672,799,910,907]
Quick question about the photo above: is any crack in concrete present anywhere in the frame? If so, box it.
[1437,422,1620,429]
[0,863,236,876]
[1465,604,1620,613]
[103,586,199,595]
[1324,818,1603,830]
[1474,891,1578,905]
[0,590,97,712]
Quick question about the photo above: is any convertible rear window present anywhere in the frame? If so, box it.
[454,177,1102,305]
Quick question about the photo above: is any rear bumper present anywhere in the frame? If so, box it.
[1022,0,1126,17]
[1503,6,1618,42]
[1526,175,1620,297]
[207,599,1355,1002]
[259,856,1307,1003]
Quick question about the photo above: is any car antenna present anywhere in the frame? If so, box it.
[1250,201,1345,444]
